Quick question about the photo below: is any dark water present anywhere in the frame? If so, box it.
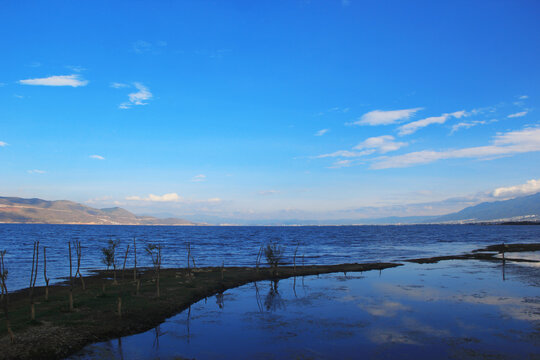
[0,224,539,291]
[71,260,540,359]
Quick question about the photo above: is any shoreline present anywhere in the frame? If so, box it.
[0,243,538,359]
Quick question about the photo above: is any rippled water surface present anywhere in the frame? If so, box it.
[71,260,540,359]
[1,224,539,290]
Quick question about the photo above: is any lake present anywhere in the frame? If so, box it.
[70,259,540,359]
[1,224,539,291]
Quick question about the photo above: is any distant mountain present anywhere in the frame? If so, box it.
[0,196,196,225]
[430,192,540,223]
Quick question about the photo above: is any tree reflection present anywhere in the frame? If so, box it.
[216,292,225,309]
[264,280,285,312]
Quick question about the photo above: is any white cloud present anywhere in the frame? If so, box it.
[126,193,181,202]
[0,141,7,147]
[19,74,88,87]
[450,120,495,134]
[398,110,467,136]
[493,179,540,198]
[354,135,407,153]
[119,83,152,109]
[27,169,46,174]
[372,126,540,169]
[258,190,280,196]
[508,111,527,118]
[315,129,329,136]
[110,82,129,89]
[518,95,529,100]
[315,149,375,158]
[89,154,105,160]
[329,159,354,168]
[132,40,167,54]
[66,65,86,73]
[192,174,206,182]
[354,108,423,126]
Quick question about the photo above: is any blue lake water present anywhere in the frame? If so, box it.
[0,224,539,291]
[70,260,540,359]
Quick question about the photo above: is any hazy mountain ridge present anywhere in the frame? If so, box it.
[429,192,540,223]
[0,197,196,225]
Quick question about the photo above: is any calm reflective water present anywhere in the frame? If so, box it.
[71,260,540,359]
[1,224,539,291]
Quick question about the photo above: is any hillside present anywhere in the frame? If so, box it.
[431,192,540,223]
[0,196,196,225]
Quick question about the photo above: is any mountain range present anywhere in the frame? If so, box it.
[0,197,196,225]
[0,193,539,225]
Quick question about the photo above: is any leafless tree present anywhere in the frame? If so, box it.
[117,244,130,317]
[101,239,119,286]
[29,241,39,321]
[133,237,140,295]
[0,250,14,343]
[74,241,85,290]
[264,242,284,276]
[256,245,264,273]
[43,246,50,301]
[68,242,74,312]
[146,244,162,297]
[293,242,300,274]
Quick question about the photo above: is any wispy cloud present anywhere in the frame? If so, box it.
[315,149,374,158]
[493,178,540,198]
[27,169,46,174]
[315,129,329,136]
[372,126,540,169]
[450,120,495,134]
[508,111,528,118]
[398,110,466,136]
[19,74,88,87]
[66,65,86,73]
[132,40,167,54]
[258,190,280,196]
[354,135,407,153]
[315,135,405,167]
[110,82,129,89]
[89,154,105,160]
[191,174,206,182]
[518,95,529,100]
[0,141,7,147]
[354,108,423,126]
[119,83,152,109]
[329,159,354,168]
[126,193,180,202]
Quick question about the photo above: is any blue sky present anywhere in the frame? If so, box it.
[1,0,539,223]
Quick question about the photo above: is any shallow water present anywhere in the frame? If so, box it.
[1,224,539,291]
[71,259,540,360]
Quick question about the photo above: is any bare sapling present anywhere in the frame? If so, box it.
[133,238,140,295]
[0,250,15,343]
[256,245,263,273]
[221,260,224,281]
[118,244,130,317]
[121,245,130,281]
[293,242,300,274]
[29,241,39,321]
[74,241,85,291]
[43,246,50,301]
[68,242,74,312]
[264,242,284,277]
[186,242,191,275]
[101,239,119,289]
[146,244,162,298]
